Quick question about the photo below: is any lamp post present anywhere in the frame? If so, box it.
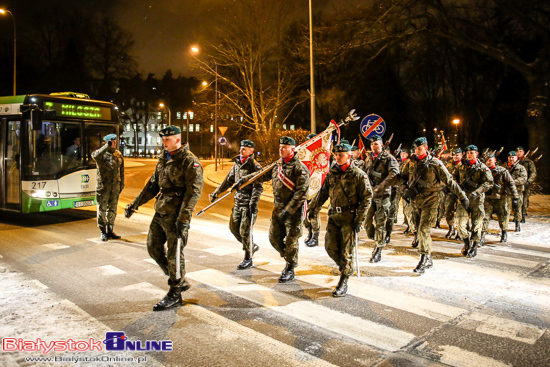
[0,8,16,95]
[191,45,218,170]
[452,118,460,147]
[186,110,193,143]
[308,0,316,133]
[159,102,171,127]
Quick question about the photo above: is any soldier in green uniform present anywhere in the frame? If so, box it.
[454,145,493,258]
[238,136,310,283]
[400,137,468,273]
[303,133,321,247]
[516,146,537,223]
[398,149,415,235]
[309,143,372,297]
[209,140,263,269]
[444,148,463,239]
[506,151,528,232]
[91,133,124,241]
[385,148,409,241]
[125,126,203,311]
[351,145,367,172]
[483,154,518,243]
[363,135,399,263]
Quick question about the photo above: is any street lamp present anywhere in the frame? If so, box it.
[0,8,16,95]
[159,102,171,126]
[452,119,460,146]
[191,45,219,171]
[308,0,316,133]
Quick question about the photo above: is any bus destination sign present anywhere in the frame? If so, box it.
[44,101,112,120]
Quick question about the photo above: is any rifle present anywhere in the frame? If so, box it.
[495,146,504,157]
[196,109,361,216]
[526,147,539,158]
[394,143,402,157]
[534,154,543,163]
[383,133,394,151]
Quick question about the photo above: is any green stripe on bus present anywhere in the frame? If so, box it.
[0,95,26,104]
[21,192,97,213]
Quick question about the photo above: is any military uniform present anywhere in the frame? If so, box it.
[401,137,467,272]
[454,146,493,256]
[248,136,310,282]
[211,140,263,268]
[483,164,518,242]
[443,158,462,238]
[309,143,372,297]
[363,137,399,262]
[506,156,528,231]
[386,155,408,239]
[517,151,537,221]
[91,134,124,241]
[127,126,203,310]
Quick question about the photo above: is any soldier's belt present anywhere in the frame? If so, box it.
[328,205,357,215]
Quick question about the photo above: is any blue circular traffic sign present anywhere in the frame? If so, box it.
[218,136,227,145]
[360,114,386,138]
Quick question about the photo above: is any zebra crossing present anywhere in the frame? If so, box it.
[4,216,550,367]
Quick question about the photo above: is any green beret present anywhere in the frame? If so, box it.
[334,143,351,152]
[369,135,383,142]
[159,126,181,137]
[306,133,316,140]
[400,148,410,155]
[413,137,427,147]
[240,139,255,148]
[485,153,495,159]
[516,146,525,151]
[279,136,296,146]
[103,133,117,142]
[351,146,359,151]
[508,151,517,157]
[339,139,350,145]
[452,148,462,154]
[465,144,478,152]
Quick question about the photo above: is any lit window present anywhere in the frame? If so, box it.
[189,112,194,119]
[189,124,194,132]
[290,125,295,130]
[182,125,187,132]
[210,124,213,132]
[283,124,287,130]
[177,112,181,119]
[195,124,200,132]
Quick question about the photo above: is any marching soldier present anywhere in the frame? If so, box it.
[444,148,463,239]
[400,137,468,273]
[398,149,415,235]
[304,133,321,247]
[506,151,528,232]
[483,154,518,243]
[238,136,310,283]
[351,145,367,172]
[386,148,410,240]
[454,145,493,258]
[91,133,124,242]
[516,146,537,222]
[209,140,263,269]
[308,143,372,297]
[125,126,203,311]
[363,135,399,263]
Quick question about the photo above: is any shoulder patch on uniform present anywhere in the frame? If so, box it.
[193,163,200,167]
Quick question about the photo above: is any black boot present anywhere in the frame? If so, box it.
[520,215,526,223]
[414,254,433,274]
[411,234,419,248]
[394,216,398,224]
[435,219,441,229]
[252,244,259,254]
[278,263,295,283]
[369,247,382,263]
[468,241,479,258]
[153,286,183,311]
[500,231,507,243]
[237,251,253,270]
[445,225,455,239]
[384,234,391,244]
[403,225,410,234]
[304,226,313,244]
[306,232,319,247]
[107,225,121,240]
[332,274,349,297]
[461,237,470,256]
[515,221,521,232]
[100,230,108,242]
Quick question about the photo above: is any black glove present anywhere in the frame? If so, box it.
[402,189,414,203]
[278,209,289,222]
[353,220,362,233]
[461,196,470,210]
[175,220,190,237]
[209,192,218,203]
[250,202,258,214]
[232,178,246,191]
[124,204,136,218]
[108,140,113,147]
[512,198,519,211]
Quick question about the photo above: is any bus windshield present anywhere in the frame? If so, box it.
[23,121,116,179]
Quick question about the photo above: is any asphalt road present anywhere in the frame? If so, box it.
[1,158,549,367]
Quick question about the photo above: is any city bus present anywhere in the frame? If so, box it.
[0,92,120,213]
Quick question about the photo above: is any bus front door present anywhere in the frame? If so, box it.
[0,119,21,211]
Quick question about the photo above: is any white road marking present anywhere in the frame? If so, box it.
[144,258,157,265]
[86,237,103,244]
[458,311,545,345]
[97,265,126,276]
[434,345,513,367]
[187,268,416,351]
[120,282,166,298]
[42,243,70,250]
[203,247,241,256]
